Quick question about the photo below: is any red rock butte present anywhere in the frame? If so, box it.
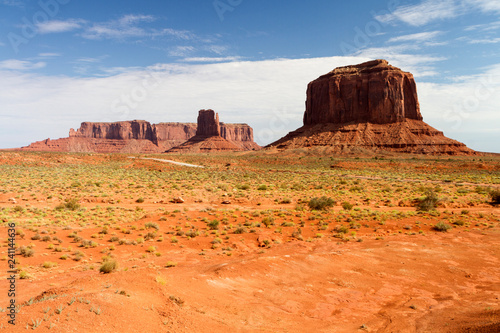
[21,112,260,153]
[269,59,476,155]
[167,109,243,153]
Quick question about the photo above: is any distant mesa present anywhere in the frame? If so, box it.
[166,109,243,153]
[268,59,476,155]
[21,111,260,154]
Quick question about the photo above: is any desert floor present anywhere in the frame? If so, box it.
[0,151,499,332]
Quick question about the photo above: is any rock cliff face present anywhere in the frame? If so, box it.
[196,109,220,137]
[69,120,155,141]
[22,113,260,153]
[303,59,422,125]
[269,59,476,155]
[167,110,242,153]
[220,123,258,150]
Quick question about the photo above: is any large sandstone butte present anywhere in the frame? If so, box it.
[167,109,242,153]
[269,59,476,155]
[21,115,260,153]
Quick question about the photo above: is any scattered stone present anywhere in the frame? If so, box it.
[171,197,184,204]
[221,200,231,205]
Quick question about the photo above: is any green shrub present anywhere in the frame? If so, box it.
[145,222,159,230]
[417,190,439,211]
[55,198,81,211]
[99,258,118,274]
[308,196,335,211]
[335,225,349,234]
[342,202,353,210]
[136,197,144,203]
[490,190,500,204]
[262,217,275,227]
[19,246,35,257]
[257,185,268,191]
[165,261,178,268]
[433,221,452,232]
[207,220,220,230]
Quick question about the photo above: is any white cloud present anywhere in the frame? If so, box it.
[376,0,459,26]
[388,31,442,43]
[168,46,196,57]
[354,46,447,77]
[377,0,500,26]
[80,14,193,41]
[0,59,46,71]
[182,57,243,63]
[468,37,500,44]
[418,63,500,152]
[0,56,498,153]
[466,0,500,13]
[36,19,84,34]
[465,21,500,31]
[38,53,61,58]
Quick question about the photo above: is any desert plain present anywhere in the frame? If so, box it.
[0,150,499,332]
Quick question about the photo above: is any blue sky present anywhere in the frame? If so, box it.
[1,0,499,152]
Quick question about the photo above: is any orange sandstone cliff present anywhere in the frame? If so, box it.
[268,59,476,155]
[22,115,260,153]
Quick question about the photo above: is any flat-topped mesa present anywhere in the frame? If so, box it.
[303,59,422,126]
[196,109,220,137]
[69,120,155,140]
[267,59,476,155]
[22,114,260,153]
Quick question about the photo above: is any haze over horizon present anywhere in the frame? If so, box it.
[1,0,499,152]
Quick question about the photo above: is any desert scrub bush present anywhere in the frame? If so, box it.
[55,198,80,211]
[207,219,220,230]
[334,225,349,234]
[490,189,500,205]
[257,184,268,191]
[99,257,118,274]
[433,221,452,232]
[261,216,275,227]
[280,198,292,204]
[19,246,35,257]
[19,270,29,279]
[416,189,440,211]
[135,197,144,203]
[145,222,160,230]
[342,202,354,210]
[308,196,335,211]
[233,226,247,234]
[165,261,178,268]
[42,261,58,269]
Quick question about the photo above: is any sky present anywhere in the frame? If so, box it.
[0,0,499,152]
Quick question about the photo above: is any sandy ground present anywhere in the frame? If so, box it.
[0,152,499,332]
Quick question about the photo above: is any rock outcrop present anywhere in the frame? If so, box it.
[196,109,221,137]
[268,59,476,155]
[167,110,242,153]
[69,120,155,141]
[22,113,260,153]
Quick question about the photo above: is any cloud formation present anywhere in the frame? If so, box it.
[36,19,84,34]
[376,0,500,27]
[1,56,498,152]
[0,59,46,70]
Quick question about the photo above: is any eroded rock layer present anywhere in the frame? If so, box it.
[22,116,260,153]
[167,110,243,153]
[269,59,476,155]
[304,59,422,125]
